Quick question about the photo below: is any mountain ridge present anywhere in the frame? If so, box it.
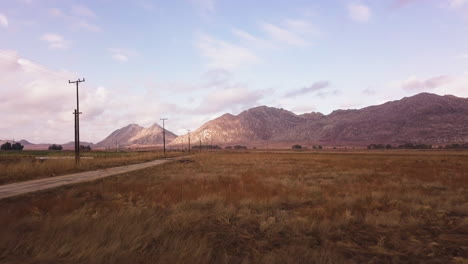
[96,123,177,148]
[169,93,468,146]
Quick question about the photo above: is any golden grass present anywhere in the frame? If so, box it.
[0,151,467,263]
[0,151,184,184]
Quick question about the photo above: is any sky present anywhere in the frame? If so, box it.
[1,0,468,143]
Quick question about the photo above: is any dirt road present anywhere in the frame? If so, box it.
[0,157,185,200]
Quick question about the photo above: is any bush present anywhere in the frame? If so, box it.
[292,144,302,150]
[1,142,23,151]
[12,143,24,150]
[1,142,12,151]
[80,145,92,151]
[48,144,63,151]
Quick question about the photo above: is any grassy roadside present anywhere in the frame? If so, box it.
[0,151,466,263]
[0,150,185,184]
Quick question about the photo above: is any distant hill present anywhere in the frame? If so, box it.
[170,93,468,146]
[96,123,177,148]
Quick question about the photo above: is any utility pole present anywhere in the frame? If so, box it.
[69,78,85,165]
[187,129,191,153]
[160,118,167,155]
[199,137,202,153]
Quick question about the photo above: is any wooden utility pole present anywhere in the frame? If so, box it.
[69,78,85,165]
[187,129,191,153]
[160,118,168,155]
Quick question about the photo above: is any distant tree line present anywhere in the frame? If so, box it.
[80,145,92,151]
[48,144,63,151]
[225,145,248,150]
[1,142,24,151]
[192,145,222,150]
[443,143,468,149]
[291,145,322,150]
[368,143,468,150]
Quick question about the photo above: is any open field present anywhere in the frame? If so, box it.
[0,150,184,184]
[0,151,467,263]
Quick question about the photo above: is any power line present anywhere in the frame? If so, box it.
[0,49,77,80]
[0,49,100,88]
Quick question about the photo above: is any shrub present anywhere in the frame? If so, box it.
[12,143,24,150]
[292,144,302,150]
[1,142,23,151]
[48,144,63,151]
[80,145,92,151]
[1,142,12,151]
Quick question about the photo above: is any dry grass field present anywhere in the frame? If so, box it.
[0,151,467,263]
[0,151,183,184]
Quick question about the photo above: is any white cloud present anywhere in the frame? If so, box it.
[0,14,8,28]
[348,3,372,23]
[196,34,261,70]
[109,48,137,63]
[0,50,111,143]
[40,33,71,50]
[71,5,96,18]
[262,22,309,46]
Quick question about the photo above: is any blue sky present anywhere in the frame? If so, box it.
[1,0,468,143]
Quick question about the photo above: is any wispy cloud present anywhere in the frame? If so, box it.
[285,81,330,98]
[48,6,101,32]
[109,48,137,62]
[261,22,309,46]
[348,3,372,23]
[40,33,70,50]
[196,34,261,70]
[73,21,101,32]
[195,83,265,114]
[0,14,8,28]
[232,28,274,49]
[71,5,96,18]
[401,75,451,91]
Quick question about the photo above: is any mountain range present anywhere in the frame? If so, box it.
[169,93,468,146]
[3,93,467,149]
